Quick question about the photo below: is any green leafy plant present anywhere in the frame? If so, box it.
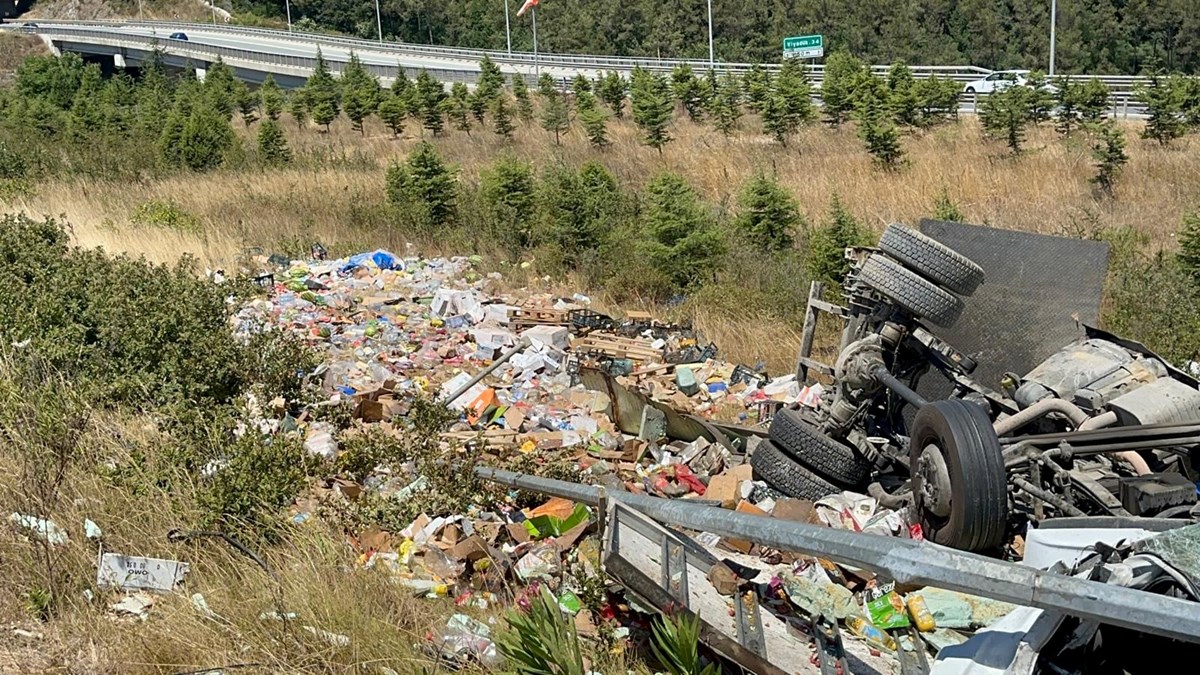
[651,611,720,675]
[130,198,202,233]
[496,586,585,675]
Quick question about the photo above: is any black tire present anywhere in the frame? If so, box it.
[858,254,965,327]
[910,400,1007,553]
[768,409,872,486]
[751,440,843,502]
[878,223,985,296]
[965,87,976,94]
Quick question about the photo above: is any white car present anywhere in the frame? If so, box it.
[963,70,1031,94]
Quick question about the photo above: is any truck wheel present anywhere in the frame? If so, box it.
[751,440,843,502]
[858,254,965,327]
[910,400,1007,553]
[878,223,985,296]
[769,409,872,486]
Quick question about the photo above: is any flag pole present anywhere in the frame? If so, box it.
[532,6,539,77]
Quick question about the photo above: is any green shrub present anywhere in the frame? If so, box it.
[130,198,202,233]
[735,172,801,252]
[806,194,872,285]
[384,141,458,229]
[640,172,725,291]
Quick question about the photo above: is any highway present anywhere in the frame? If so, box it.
[3,19,1149,117]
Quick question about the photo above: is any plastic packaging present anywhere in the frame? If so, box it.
[863,582,911,629]
[907,594,936,632]
[845,616,898,652]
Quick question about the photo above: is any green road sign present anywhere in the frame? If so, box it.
[783,34,824,59]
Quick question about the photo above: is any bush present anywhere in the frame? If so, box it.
[640,172,725,291]
[482,154,536,251]
[806,195,872,285]
[735,172,801,252]
[130,198,202,233]
[384,141,458,229]
[0,214,310,409]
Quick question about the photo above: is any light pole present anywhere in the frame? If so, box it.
[285,0,292,31]
[706,0,714,71]
[1049,0,1057,75]
[375,0,384,44]
[504,0,512,55]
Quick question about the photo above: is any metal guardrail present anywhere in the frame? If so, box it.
[477,466,1200,644]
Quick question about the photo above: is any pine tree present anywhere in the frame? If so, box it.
[1025,72,1054,126]
[341,53,380,135]
[378,92,407,137]
[736,172,801,252]
[913,75,960,126]
[491,95,515,141]
[481,153,536,250]
[288,89,309,130]
[259,73,284,121]
[761,93,799,146]
[415,70,447,136]
[512,74,534,122]
[468,91,487,123]
[775,58,816,134]
[305,49,340,131]
[1089,120,1128,198]
[539,162,622,267]
[447,82,473,134]
[1078,79,1111,123]
[932,187,965,222]
[202,58,238,118]
[385,141,458,229]
[157,91,191,167]
[597,71,627,117]
[886,61,921,127]
[1053,76,1082,136]
[709,73,743,136]
[538,72,557,99]
[579,104,610,149]
[234,81,258,127]
[540,90,569,145]
[807,194,871,284]
[571,73,592,99]
[1178,212,1200,280]
[640,172,725,289]
[179,97,235,171]
[980,84,1034,154]
[476,55,505,103]
[631,68,673,154]
[821,51,867,126]
[1137,74,1186,146]
[257,118,292,165]
[855,79,905,169]
[671,64,705,121]
[742,63,771,113]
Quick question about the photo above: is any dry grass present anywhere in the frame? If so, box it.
[9,113,1200,372]
[0,408,497,674]
[0,34,49,84]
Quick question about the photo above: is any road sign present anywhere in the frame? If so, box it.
[783,34,824,59]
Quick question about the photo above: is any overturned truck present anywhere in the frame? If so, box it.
[757,221,1200,553]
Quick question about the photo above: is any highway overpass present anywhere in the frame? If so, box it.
[2,19,1149,117]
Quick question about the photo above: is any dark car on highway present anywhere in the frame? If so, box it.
[169,31,188,40]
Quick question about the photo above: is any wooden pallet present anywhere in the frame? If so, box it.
[508,305,571,329]
[572,334,663,362]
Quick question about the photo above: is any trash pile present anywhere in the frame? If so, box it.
[5,246,1162,672]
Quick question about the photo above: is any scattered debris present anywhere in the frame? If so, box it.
[109,592,155,621]
[8,513,68,546]
[96,553,190,593]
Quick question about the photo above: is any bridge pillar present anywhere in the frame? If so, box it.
[195,67,207,82]
[39,35,61,57]
[114,53,127,69]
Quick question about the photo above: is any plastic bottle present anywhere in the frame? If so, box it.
[845,616,898,652]
[907,595,936,632]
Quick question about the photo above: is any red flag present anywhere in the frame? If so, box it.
[516,0,538,16]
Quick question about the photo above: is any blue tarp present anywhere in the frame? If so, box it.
[340,249,402,274]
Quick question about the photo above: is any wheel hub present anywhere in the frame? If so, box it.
[917,443,953,518]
